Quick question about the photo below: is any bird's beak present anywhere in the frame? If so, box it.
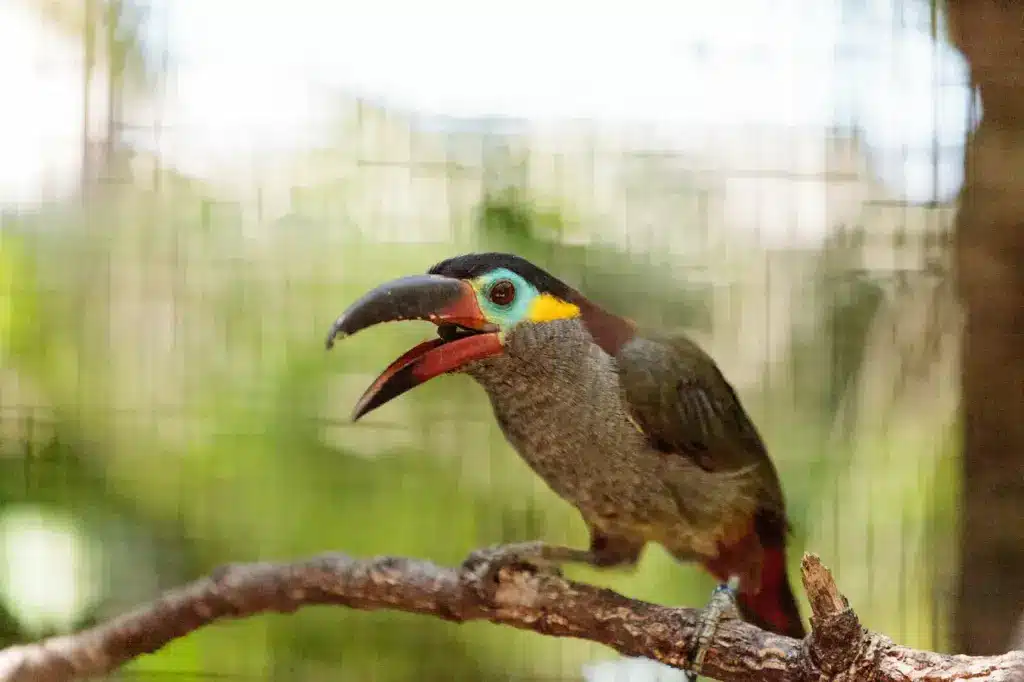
[325,274,504,420]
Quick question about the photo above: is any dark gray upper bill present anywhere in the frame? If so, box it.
[325,274,467,349]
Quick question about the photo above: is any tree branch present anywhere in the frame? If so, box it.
[0,552,1020,682]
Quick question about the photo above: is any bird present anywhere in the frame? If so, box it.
[325,252,806,679]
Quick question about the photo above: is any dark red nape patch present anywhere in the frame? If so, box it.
[579,300,636,356]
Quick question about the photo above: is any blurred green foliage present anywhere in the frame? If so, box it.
[0,177,960,681]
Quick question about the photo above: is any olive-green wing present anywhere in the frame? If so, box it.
[615,334,788,524]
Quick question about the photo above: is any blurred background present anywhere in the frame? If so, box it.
[0,0,997,680]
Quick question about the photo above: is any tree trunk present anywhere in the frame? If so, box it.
[946,0,1024,656]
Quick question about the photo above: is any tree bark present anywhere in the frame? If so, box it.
[946,0,1024,656]
[0,552,1020,682]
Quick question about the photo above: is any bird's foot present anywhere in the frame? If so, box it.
[685,576,740,682]
[461,541,594,588]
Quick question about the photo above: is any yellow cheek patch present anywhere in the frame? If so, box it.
[527,293,581,323]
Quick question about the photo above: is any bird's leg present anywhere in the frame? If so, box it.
[462,531,643,585]
[685,575,741,682]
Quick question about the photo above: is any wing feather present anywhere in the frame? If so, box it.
[616,334,789,538]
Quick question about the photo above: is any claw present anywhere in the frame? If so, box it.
[461,540,606,591]
[462,542,563,585]
[685,575,741,682]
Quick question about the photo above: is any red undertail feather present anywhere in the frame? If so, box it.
[735,547,806,640]
[702,532,806,640]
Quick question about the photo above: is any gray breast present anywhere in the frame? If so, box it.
[464,319,676,532]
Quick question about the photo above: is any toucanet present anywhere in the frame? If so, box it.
[326,252,806,679]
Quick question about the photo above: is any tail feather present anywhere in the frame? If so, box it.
[736,547,806,639]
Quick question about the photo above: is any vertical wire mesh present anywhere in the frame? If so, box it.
[0,0,972,679]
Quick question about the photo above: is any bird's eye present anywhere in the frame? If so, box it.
[488,279,516,306]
